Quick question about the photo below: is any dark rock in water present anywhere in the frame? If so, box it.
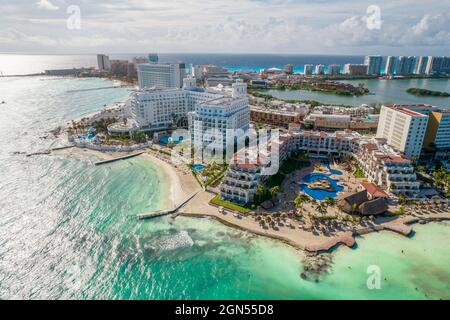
[301,253,333,282]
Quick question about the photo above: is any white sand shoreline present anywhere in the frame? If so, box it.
[140,153,200,210]
[54,146,450,254]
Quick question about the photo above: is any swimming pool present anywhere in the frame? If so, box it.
[80,134,97,142]
[192,164,206,172]
[322,161,343,176]
[300,172,344,200]
[159,136,184,145]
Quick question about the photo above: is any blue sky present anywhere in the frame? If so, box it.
[0,0,449,55]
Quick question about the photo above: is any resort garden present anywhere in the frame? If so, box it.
[68,117,148,146]
[191,162,228,189]
[415,160,450,198]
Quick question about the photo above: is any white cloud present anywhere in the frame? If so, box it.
[0,0,448,54]
[411,13,450,36]
[36,0,59,11]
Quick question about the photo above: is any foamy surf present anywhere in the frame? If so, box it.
[149,231,195,252]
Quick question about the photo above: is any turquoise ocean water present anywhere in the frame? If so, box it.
[0,75,449,299]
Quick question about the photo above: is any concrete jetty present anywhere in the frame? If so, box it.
[304,232,355,253]
[94,152,144,166]
[383,223,413,236]
[50,145,75,151]
[26,151,51,157]
[25,145,75,157]
[66,86,129,93]
[137,192,199,220]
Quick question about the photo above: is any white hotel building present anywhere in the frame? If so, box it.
[376,105,429,159]
[130,78,249,149]
[376,104,450,161]
[137,62,186,89]
[189,80,249,150]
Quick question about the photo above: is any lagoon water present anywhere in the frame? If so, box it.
[268,78,450,108]
[0,74,450,299]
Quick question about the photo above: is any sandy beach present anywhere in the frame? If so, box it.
[55,146,450,254]
[140,152,201,209]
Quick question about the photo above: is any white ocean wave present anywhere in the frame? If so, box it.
[149,231,194,252]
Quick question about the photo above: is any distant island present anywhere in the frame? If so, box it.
[406,88,450,97]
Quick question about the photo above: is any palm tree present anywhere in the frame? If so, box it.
[325,197,337,207]
[294,193,310,211]
[317,202,327,215]
[432,167,449,192]
[398,193,406,205]
[269,186,281,199]
[170,113,179,128]
[350,203,359,215]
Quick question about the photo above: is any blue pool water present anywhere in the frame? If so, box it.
[159,136,184,145]
[192,164,206,172]
[323,162,343,176]
[80,134,96,142]
[300,172,344,200]
[322,161,344,176]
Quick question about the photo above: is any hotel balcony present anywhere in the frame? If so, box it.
[220,189,253,204]
[385,168,415,174]
[389,182,420,190]
[222,178,258,189]
[221,184,257,194]
[386,174,417,182]
[227,172,260,182]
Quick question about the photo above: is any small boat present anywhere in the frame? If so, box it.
[1,101,5,104]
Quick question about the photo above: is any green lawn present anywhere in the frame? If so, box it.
[384,207,407,217]
[210,195,251,213]
[354,167,365,178]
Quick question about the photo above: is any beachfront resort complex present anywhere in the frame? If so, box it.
[4,0,450,304]
[54,52,450,286]
[68,53,450,212]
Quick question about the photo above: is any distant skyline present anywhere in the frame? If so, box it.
[0,0,449,55]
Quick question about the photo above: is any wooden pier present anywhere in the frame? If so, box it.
[94,152,144,166]
[137,192,199,220]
